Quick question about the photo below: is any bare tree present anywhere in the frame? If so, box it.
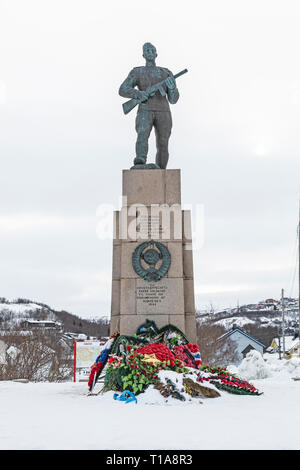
[242,324,277,350]
[197,321,239,367]
[0,328,73,382]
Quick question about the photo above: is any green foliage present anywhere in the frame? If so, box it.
[158,324,189,344]
[110,335,148,355]
[210,380,263,396]
[135,319,159,338]
[103,346,189,396]
[168,336,181,346]
[102,368,121,393]
[121,353,158,395]
[111,320,189,358]
[199,364,229,375]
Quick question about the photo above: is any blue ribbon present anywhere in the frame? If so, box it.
[113,390,137,404]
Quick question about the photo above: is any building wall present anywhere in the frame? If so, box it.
[228,331,264,365]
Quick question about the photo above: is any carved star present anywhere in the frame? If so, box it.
[142,354,161,365]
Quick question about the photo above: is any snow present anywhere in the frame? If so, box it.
[6,345,20,360]
[136,369,218,406]
[1,363,300,450]
[272,335,299,351]
[227,350,300,381]
[198,296,299,333]
[0,302,43,314]
[258,316,272,325]
[235,350,271,380]
[215,316,255,329]
[262,353,300,376]
[77,333,87,341]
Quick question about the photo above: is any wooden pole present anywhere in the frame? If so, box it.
[282,288,286,358]
[298,201,300,343]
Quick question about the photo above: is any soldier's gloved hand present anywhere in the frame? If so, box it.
[138,90,149,102]
[165,75,176,90]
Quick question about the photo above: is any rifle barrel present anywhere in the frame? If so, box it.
[174,69,188,80]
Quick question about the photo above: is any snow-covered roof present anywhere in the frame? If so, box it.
[272,336,299,351]
[24,319,61,325]
[218,327,266,348]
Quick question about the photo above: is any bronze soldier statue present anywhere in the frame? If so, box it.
[119,43,186,169]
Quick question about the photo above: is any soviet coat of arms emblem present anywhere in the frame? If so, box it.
[132,240,171,282]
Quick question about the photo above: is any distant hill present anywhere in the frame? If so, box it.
[0,297,109,339]
[196,297,299,348]
[1,296,298,348]
[197,297,299,329]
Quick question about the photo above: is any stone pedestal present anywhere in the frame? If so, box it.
[110,169,197,343]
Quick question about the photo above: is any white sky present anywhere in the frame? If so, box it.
[0,0,300,317]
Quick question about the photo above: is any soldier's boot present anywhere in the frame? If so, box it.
[133,156,147,165]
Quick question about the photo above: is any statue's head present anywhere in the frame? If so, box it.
[143,42,157,61]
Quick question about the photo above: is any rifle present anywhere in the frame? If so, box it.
[122,68,188,115]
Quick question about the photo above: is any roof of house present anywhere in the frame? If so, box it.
[217,327,266,348]
[272,336,299,351]
[24,319,61,326]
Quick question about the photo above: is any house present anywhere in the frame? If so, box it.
[286,341,300,359]
[217,327,266,365]
[268,335,300,358]
[21,319,62,330]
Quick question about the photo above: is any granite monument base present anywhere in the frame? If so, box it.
[110,169,197,343]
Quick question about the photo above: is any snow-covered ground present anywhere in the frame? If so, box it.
[1,359,300,450]
[215,316,255,329]
[0,302,44,314]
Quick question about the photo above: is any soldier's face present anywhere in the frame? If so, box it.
[143,45,157,61]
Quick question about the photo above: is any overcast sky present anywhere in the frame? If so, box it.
[1,0,300,318]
